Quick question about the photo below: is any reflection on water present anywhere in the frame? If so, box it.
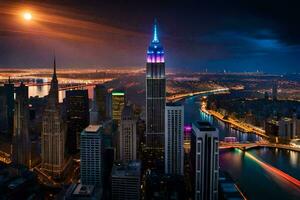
[184,95,300,199]
[249,147,300,180]
[28,82,95,102]
[183,95,262,142]
[220,149,300,200]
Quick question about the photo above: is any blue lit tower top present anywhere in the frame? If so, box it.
[147,20,164,63]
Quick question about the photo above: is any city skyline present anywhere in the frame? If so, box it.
[0,1,300,73]
[0,1,300,200]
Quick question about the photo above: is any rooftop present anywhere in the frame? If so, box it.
[112,160,141,177]
[166,102,183,107]
[84,125,101,133]
[194,121,216,132]
[73,184,94,196]
[112,91,125,96]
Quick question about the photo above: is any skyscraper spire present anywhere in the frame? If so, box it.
[49,54,59,104]
[53,54,57,79]
[152,19,159,43]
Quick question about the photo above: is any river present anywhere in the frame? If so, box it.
[183,95,300,200]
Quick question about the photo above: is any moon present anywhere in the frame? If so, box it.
[23,12,32,21]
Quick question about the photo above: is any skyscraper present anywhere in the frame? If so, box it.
[111,91,125,124]
[111,161,141,200]
[80,125,103,185]
[41,57,66,177]
[94,84,108,121]
[0,77,14,138]
[146,20,166,152]
[191,121,219,200]
[165,103,184,175]
[66,89,89,154]
[120,105,137,161]
[12,82,31,167]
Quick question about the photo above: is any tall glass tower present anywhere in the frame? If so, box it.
[146,20,166,152]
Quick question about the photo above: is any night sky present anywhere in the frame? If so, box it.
[0,0,299,73]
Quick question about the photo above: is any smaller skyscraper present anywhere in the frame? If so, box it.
[165,103,184,175]
[12,82,31,167]
[94,84,108,122]
[120,105,137,161]
[66,89,89,154]
[111,161,141,200]
[0,78,14,138]
[111,91,125,124]
[80,125,103,185]
[191,121,219,200]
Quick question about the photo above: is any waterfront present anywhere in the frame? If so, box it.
[183,95,300,200]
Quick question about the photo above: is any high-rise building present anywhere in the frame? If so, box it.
[120,105,137,161]
[66,89,89,154]
[12,82,31,167]
[111,161,141,200]
[191,121,219,200]
[111,91,125,124]
[144,172,185,200]
[94,84,107,121]
[165,103,184,175]
[0,77,14,138]
[146,20,166,152]
[80,125,103,185]
[41,57,66,177]
[278,117,295,139]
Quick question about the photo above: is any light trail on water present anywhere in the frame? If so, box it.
[236,148,300,188]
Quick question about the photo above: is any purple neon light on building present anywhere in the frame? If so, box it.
[146,20,165,64]
[146,19,166,151]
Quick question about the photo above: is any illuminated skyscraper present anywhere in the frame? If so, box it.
[165,103,184,175]
[66,89,89,154]
[146,20,166,151]
[12,82,31,167]
[191,121,219,200]
[111,91,125,124]
[120,105,137,161]
[41,57,66,177]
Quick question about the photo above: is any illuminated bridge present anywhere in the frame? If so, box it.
[168,88,230,102]
[219,142,300,152]
[26,82,97,91]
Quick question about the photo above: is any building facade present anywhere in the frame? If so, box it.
[165,103,184,175]
[80,125,103,185]
[120,105,137,161]
[66,89,89,154]
[111,161,141,200]
[146,20,166,152]
[94,84,108,122]
[191,121,219,200]
[41,58,66,177]
[0,78,14,138]
[12,82,31,167]
[111,91,125,124]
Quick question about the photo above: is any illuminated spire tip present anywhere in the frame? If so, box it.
[152,19,159,43]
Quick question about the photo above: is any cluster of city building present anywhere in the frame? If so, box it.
[0,22,241,200]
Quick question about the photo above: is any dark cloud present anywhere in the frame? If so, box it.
[0,0,299,73]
